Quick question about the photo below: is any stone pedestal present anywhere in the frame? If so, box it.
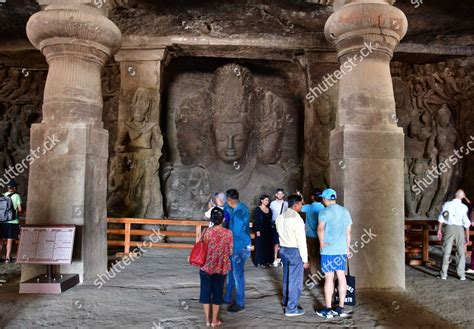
[325,1,408,289]
[22,2,121,282]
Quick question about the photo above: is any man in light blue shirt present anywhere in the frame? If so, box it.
[316,188,352,319]
[301,188,324,277]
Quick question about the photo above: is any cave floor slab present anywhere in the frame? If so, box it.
[0,248,471,328]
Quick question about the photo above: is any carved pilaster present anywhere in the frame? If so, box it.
[111,48,170,218]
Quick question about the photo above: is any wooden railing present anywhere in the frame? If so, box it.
[107,217,255,258]
[107,218,210,257]
[405,220,474,266]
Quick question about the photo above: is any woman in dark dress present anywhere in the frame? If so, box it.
[253,195,274,267]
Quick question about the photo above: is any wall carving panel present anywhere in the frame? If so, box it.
[0,65,45,199]
[392,59,474,219]
[0,58,472,220]
[163,63,302,218]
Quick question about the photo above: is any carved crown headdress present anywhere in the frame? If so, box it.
[209,64,255,125]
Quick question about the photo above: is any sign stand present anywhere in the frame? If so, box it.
[18,226,79,294]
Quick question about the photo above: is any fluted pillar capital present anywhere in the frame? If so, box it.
[27,3,121,65]
[325,1,407,60]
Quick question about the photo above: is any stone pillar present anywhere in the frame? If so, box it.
[23,1,121,282]
[325,1,408,289]
[112,48,170,218]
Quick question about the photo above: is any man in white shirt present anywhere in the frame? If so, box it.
[437,189,471,280]
[270,189,288,267]
[276,194,309,317]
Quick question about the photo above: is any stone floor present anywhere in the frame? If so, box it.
[0,248,472,328]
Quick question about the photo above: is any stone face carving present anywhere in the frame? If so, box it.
[114,87,164,217]
[167,63,301,217]
[175,92,212,166]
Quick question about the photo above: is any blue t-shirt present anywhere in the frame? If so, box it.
[319,204,352,255]
[301,202,325,238]
[225,202,251,255]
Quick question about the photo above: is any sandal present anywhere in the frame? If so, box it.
[211,320,222,327]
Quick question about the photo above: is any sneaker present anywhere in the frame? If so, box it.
[272,259,281,267]
[460,277,466,281]
[316,307,334,319]
[285,308,305,317]
[227,304,245,313]
[466,269,474,274]
[333,306,350,318]
[437,275,447,280]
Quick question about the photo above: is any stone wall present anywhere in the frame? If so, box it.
[0,57,472,218]
[392,58,474,219]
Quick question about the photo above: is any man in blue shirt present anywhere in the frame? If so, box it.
[224,189,251,313]
[316,188,352,319]
[301,188,325,278]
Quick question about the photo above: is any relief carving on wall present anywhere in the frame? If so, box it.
[111,87,164,218]
[165,63,301,218]
[393,60,474,219]
[0,64,45,198]
[303,91,336,197]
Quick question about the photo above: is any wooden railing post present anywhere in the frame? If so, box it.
[422,224,429,264]
[124,222,131,255]
[195,225,202,242]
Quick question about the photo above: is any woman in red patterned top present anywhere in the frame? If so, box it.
[200,207,233,327]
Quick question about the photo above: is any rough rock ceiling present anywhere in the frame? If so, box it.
[0,0,472,62]
[0,0,39,41]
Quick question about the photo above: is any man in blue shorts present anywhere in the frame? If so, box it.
[301,188,325,277]
[316,188,352,319]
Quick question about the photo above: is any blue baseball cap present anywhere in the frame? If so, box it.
[7,180,17,188]
[320,188,337,200]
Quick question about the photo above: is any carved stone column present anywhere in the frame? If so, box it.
[23,1,121,282]
[325,1,408,289]
[300,51,339,197]
[113,48,170,218]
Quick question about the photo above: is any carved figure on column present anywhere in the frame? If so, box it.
[107,155,131,217]
[115,87,164,217]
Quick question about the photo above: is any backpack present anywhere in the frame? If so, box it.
[0,192,18,222]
